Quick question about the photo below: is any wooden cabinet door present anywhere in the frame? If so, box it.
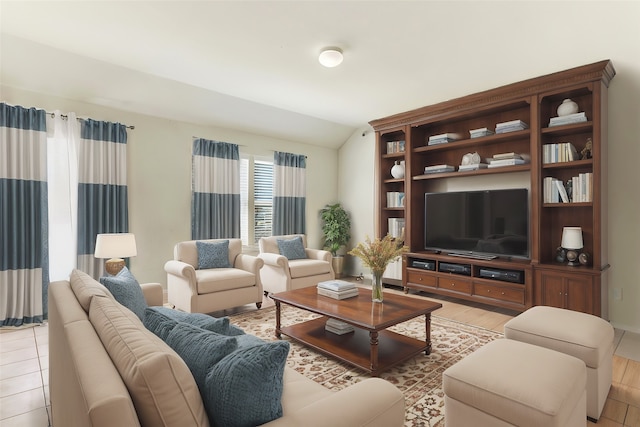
[538,273,566,309]
[565,275,595,314]
[535,269,597,315]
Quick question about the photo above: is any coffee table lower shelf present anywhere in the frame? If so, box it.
[278,316,428,376]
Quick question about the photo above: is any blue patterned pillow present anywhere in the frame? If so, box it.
[164,323,238,391]
[99,267,147,321]
[144,306,245,337]
[204,341,290,427]
[277,236,307,260]
[196,240,231,269]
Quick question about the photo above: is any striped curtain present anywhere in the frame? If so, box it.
[272,151,306,235]
[76,119,129,278]
[192,139,240,239]
[0,103,48,326]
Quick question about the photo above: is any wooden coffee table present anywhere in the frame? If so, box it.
[271,286,442,376]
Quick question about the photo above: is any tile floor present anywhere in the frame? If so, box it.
[1,287,638,426]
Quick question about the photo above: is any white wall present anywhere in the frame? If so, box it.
[336,129,376,277]
[2,86,339,286]
[339,72,640,333]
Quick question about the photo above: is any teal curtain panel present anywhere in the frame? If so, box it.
[0,103,48,326]
[191,139,240,239]
[272,152,306,235]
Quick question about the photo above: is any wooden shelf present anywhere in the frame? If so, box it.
[413,164,530,180]
[371,60,614,317]
[542,159,592,170]
[413,129,531,153]
[280,317,427,375]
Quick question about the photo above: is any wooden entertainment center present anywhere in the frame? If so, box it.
[369,60,615,317]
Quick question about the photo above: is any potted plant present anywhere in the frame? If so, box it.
[320,203,351,278]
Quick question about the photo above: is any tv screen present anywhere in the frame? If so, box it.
[424,189,529,259]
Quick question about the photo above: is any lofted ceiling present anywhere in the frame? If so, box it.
[0,1,626,148]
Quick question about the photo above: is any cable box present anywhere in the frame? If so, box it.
[411,260,435,271]
[439,262,471,276]
[479,268,524,284]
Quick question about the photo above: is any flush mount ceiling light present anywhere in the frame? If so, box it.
[318,47,343,68]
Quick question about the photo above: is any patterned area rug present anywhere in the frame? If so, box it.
[229,305,504,427]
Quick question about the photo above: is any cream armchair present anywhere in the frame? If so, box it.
[164,238,264,313]
[258,234,334,295]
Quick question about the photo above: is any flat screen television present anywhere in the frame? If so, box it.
[424,188,529,259]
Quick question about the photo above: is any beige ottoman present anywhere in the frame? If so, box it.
[504,305,614,421]
[443,339,586,427]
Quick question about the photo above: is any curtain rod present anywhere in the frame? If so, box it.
[49,112,135,130]
[191,137,307,158]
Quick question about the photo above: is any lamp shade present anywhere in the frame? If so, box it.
[94,233,137,259]
[561,227,583,250]
[318,48,343,67]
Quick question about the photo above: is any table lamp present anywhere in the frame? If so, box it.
[94,233,137,275]
[561,227,583,266]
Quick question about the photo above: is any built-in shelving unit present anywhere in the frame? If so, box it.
[370,60,615,316]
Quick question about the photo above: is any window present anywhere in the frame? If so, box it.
[240,155,273,249]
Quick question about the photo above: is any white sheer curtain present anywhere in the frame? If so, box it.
[46,111,80,281]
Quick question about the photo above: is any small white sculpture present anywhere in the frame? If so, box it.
[461,152,481,165]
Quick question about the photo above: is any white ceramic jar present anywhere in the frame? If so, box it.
[557,98,579,117]
[391,160,405,179]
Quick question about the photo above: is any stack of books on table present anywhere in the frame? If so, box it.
[487,152,529,168]
[325,318,355,335]
[469,127,494,138]
[317,280,359,300]
[427,133,461,146]
[495,120,529,134]
[424,164,456,174]
[548,112,587,127]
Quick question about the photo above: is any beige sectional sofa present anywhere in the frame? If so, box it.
[49,270,405,427]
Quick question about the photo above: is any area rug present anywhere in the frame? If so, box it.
[228,305,504,427]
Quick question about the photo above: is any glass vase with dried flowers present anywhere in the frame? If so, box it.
[348,234,408,302]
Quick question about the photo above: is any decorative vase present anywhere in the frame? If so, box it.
[557,98,579,117]
[390,161,405,179]
[332,256,344,279]
[372,272,384,303]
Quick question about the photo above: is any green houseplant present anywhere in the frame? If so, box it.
[320,203,351,278]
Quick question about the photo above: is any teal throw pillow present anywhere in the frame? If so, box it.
[204,341,290,427]
[99,267,147,321]
[144,306,245,337]
[277,236,307,260]
[196,240,231,269]
[164,323,238,391]
[143,308,181,341]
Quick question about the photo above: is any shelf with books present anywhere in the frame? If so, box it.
[541,122,593,136]
[413,129,531,153]
[543,202,592,208]
[542,159,592,170]
[413,164,530,181]
[370,60,614,316]
[376,127,407,241]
